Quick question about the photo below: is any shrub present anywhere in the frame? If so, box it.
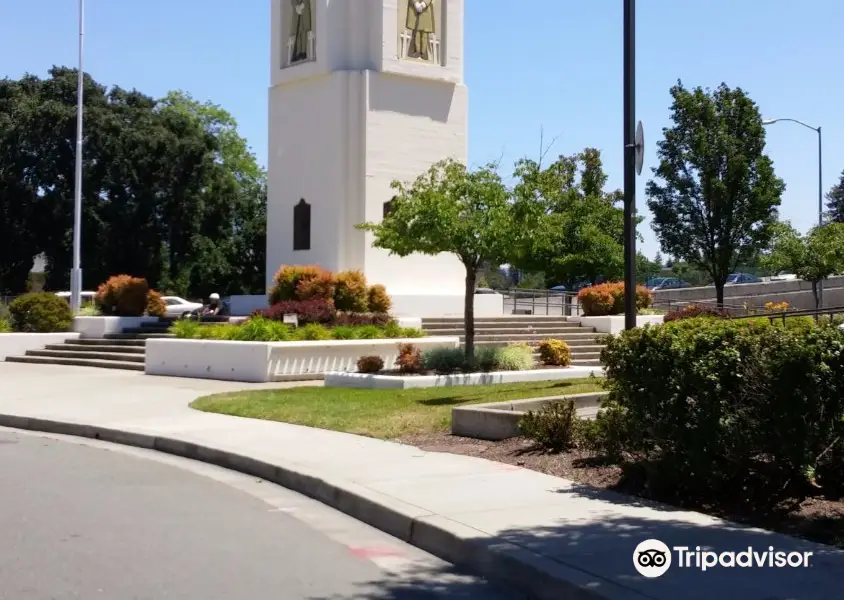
[367,284,392,313]
[537,339,572,366]
[76,304,101,316]
[600,318,844,512]
[395,343,423,373]
[422,347,466,374]
[8,292,73,333]
[146,290,167,317]
[472,346,499,372]
[292,323,333,341]
[0,301,9,321]
[95,275,149,316]
[400,327,425,338]
[353,325,385,339]
[765,301,789,313]
[664,304,730,322]
[334,270,369,312]
[519,400,579,452]
[357,355,385,374]
[330,325,358,340]
[333,312,393,327]
[259,299,337,325]
[269,265,334,304]
[495,344,535,371]
[577,282,653,316]
[170,319,201,339]
[296,270,336,303]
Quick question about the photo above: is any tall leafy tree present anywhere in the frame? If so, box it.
[358,159,512,360]
[826,170,844,224]
[646,81,785,305]
[761,222,844,308]
[510,148,628,288]
[0,76,43,294]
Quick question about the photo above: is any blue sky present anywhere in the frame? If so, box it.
[2,0,841,258]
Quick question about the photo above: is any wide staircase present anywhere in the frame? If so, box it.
[421,316,606,366]
[5,320,174,371]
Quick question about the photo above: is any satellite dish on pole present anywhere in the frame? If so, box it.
[634,120,645,176]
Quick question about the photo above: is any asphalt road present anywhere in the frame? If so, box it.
[0,429,521,600]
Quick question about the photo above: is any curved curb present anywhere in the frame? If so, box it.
[0,413,613,600]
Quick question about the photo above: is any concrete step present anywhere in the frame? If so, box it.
[44,343,145,354]
[569,358,602,367]
[465,333,601,343]
[123,327,172,334]
[104,333,174,340]
[472,338,602,348]
[422,318,572,326]
[5,355,144,371]
[423,325,585,335]
[74,338,147,347]
[25,349,145,363]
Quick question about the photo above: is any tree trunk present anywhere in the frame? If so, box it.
[715,280,725,307]
[812,281,820,309]
[463,267,476,365]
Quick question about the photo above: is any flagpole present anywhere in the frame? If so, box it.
[70,0,85,313]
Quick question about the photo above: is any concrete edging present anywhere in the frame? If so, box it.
[325,366,604,389]
[0,413,607,600]
[452,392,609,440]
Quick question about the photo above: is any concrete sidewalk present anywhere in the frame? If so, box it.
[1,363,841,599]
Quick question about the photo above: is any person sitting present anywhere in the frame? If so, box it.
[202,293,222,317]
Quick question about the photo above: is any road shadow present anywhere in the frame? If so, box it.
[309,485,844,600]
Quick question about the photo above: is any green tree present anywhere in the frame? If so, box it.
[653,252,663,268]
[511,148,628,288]
[761,222,844,308]
[0,76,43,294]
[826,170,844,224]
[636,253,661,283]
[159,91,267,296]
[646,81,785,305]
[358,159,512,360]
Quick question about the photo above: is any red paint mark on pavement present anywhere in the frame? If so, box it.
[348,546,406,559]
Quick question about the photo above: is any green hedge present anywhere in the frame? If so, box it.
[8,292,73,333]
[170,316,424,342]
[599,317,844,511]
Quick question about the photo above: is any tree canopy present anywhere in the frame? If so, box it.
[510,148,629,288]
[761,221,844,307]
[0,68,266,297]
[826,169,844,224]
[646,81,785,305]
[358,159,512,359]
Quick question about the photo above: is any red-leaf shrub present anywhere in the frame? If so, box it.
[95,275,149,316]
[664,304,731,322]
[357,355,385,374]
[269,265,335,304]
[334,270,369,312]
[395,343,423,374]
[367,284,392,313]
[146,290,167,317]
[258,299,337,325]
[333,311,393,327]
[577,282,653,316]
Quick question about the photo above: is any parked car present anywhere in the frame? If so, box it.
[646,277,690,290]
[161,296,204,318]
[55,291,96,303]
[726,273,761,285]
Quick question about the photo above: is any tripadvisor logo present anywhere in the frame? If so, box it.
[633,539,813,577]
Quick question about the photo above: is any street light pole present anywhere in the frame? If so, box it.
[623,0,637,330]
[762,117,824,306]
[70,0,85,314]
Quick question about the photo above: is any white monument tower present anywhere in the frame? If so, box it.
[266,0,500,317]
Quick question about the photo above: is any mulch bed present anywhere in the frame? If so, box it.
[399,432,844,549]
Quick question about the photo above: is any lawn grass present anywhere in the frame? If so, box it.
[190,378,604,439]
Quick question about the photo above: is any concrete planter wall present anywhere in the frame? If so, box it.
[73,316,160,338]
[145,336,460,383]
[324,366,603,390]
[569,314,664,335]
[0,333,80,360]
[451,392,609,440]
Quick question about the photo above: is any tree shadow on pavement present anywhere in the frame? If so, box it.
[309,484,844,600]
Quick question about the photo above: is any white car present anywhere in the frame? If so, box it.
[161,296,203,318]
[55,291,96,303]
